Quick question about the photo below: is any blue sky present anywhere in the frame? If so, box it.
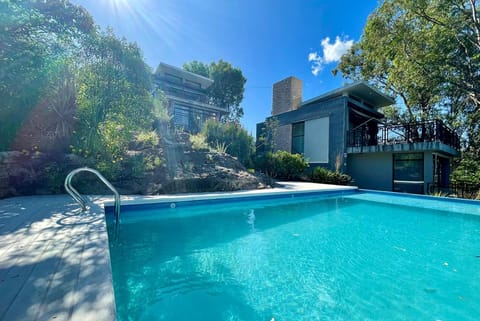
[72,0,379,136]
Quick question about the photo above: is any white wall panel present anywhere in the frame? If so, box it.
[304,117,329,163]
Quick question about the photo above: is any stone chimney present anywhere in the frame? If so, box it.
[272,77,302,116]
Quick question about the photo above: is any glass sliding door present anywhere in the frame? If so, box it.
[393,153,424,194]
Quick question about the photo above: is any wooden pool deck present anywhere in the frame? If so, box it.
[0,182,356,321]
[0,195,115,321]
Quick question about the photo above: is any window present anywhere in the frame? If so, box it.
[185,79,202,89]
[292,122,304,154]
[393,153,424,194]
[173,105,189,128]
[165,73,183,84]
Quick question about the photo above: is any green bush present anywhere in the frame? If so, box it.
[201,119,254,167]
[72,31,155,176]
[189,133,209,150]
[311,167,352,185]
[135,131,160,148]
[257,151,308,180]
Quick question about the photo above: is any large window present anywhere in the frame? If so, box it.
[165,73,183,84]
[292,122,304,154]
[173,103,218,133]
[393,153,424,194]
[173,105,189,129]
[185,79,202,89]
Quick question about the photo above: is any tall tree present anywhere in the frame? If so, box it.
[401,0,480,154]
[1,0,160,181]
[336,0,480,154]
[0,0,95,150]
[74,30,154,167]
[183,60,247,123]
[335,0,448,123]
[182,60,210,78]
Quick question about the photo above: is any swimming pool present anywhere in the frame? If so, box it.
[106,191,480,321]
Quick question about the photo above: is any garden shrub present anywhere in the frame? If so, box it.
[135,131,160,148]
[311,167,352,185]
[201,119,254,167]
[257,151,308,180]
[189,133,209,150]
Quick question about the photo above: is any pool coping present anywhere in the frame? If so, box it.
[104,182,358,207]
[358,188,480,205]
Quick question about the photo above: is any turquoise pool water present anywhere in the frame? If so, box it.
[107,192,480,321]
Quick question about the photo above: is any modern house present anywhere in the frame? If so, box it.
[154,62,227,132]
[256,77,460,194]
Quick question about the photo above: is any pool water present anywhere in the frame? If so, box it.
[107,192,480,321]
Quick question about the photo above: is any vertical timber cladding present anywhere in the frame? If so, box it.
[304,117,329,163]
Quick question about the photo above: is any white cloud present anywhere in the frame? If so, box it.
[308,36,354,76]
[308,52,322,76]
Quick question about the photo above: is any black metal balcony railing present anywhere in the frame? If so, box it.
[347,120,460,150]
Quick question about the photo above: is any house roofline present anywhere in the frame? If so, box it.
[156,62,214,89]
[301,81,394,108]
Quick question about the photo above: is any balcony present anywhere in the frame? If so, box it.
[346,120,460,156]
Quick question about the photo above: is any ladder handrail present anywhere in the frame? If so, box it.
[64,167,121,224]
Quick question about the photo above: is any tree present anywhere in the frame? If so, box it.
[401,0,480,154]
[74,30,155,174]
[402,0,480,107]
[256,117,279,153]
[183,60,247,123]
[11,63,78,153]
[182,60,209,77]
[0,0,95,150]
[335,0,448,123]
[335,0,480,155]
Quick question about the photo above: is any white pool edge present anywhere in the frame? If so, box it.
[102,182,358,207]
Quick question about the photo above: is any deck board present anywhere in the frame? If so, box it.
[0,195,116,321]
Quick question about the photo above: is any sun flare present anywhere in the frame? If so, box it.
[93,0,205,54]
[103,0,132,13]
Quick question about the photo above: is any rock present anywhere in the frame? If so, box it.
[0,131,268,198]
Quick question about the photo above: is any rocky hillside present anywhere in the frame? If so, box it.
[0,132,268,198]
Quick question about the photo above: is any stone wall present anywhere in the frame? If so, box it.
[0,152,86,198]
[272,77,302,116]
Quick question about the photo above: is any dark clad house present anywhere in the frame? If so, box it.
[257,77,460,194]
[154,62,227,132]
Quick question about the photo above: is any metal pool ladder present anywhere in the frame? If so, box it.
[65,167,121,224]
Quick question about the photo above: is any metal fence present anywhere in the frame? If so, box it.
[427,182,480,199]
[347,120,460,150]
